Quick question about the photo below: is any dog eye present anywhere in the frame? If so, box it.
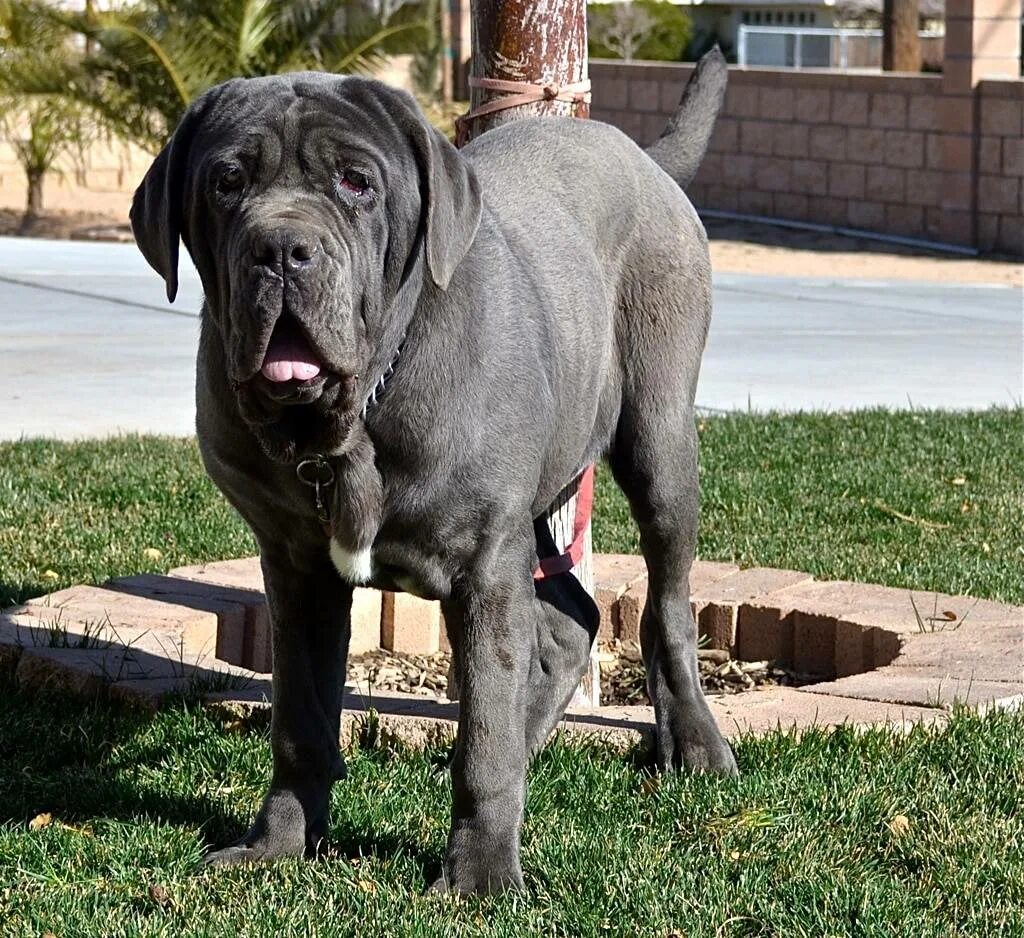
[218,166,245,192]
[338,168,370,196]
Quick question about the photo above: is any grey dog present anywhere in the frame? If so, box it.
[130,48,736,894]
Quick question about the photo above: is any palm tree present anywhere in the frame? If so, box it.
[0,0,97,226]
[45,0,428,153]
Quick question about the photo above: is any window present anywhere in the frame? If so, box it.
[809,11,816,23]
[742,11,750,22]
[798,12,806,23]
[753,11,762,23]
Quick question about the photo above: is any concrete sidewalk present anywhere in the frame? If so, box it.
[0,236,1020,440]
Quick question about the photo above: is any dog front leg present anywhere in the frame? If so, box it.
[205,545,352,867]
[432,545,534,895]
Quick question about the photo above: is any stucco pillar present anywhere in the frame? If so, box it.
[943,0,1021,92]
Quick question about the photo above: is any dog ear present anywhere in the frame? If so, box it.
[130,95,212,303]
[414,121,482,290]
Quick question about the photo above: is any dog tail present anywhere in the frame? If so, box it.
[644,46,728,190]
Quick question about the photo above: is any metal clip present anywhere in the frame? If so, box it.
[296,454,335,525]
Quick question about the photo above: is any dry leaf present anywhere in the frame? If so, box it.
[640,777,661,796]
[41,570,59,582]
[142,547,163,561]
[950,477,967,486]
[941,611,958,621]
[982,541,992,554]
[888,814,911,836]
[29,812,52,831]
[729,849,741,860]
[148,884,172,909]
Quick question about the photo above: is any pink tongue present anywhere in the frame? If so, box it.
[261,324,322,383]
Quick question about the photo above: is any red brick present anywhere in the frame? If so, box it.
[381,592,440,655]
[703,185,739,212]
[848,200,886,230]
[795,88,831,122]
[617,580,648,644]
[870,93,908,129]
[802,668,1024,707]
[350,588,382,654]
[629,79,661,113]
[170,557,264,592]
[741,120,776,155]
[20,585,219,658]
[694,567,813,653]
[846,128,884,164]
[810,126,847,160]
[106,573,254,667]
[773,123,809,158]
[831,91,869,126]
[867,164,905,202]
[593,553,648,641]
[829,163,866,199]
[979,136,1003,173]
[736,605,795,665]
[792,612,838,676]
[904,170,943,206]
[907,94,940,130]
[760,87,795,120]
[834,620,877,677]
[756,157,791,192]
[884,131,925,168]
[791,159,829,195]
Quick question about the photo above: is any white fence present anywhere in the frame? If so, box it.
[736,25,944,70]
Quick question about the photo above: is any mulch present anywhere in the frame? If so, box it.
[347,641,813,707]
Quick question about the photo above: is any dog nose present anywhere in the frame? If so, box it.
[251,229,319,274]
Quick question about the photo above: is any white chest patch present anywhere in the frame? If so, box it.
[329,540,373,584]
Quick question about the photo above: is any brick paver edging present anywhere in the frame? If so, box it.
[2,555,1021,747]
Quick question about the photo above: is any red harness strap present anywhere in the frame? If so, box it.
[533,464,595,580]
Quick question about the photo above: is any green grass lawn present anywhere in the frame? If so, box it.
[1,409,1022,934]
[1,408,1021,608]
[1,681,1022,936]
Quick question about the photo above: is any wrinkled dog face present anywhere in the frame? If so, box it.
[131,74,481,462]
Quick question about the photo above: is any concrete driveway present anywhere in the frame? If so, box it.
[0,236,1020,440]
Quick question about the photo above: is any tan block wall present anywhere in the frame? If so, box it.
[591,60,1024,255]
[0,136,145,218]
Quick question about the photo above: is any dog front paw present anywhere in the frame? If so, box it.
[655,701,738,775]
[429,836,524,896]
[203,788,327,868]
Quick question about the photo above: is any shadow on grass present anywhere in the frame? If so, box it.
[0,674,437,879]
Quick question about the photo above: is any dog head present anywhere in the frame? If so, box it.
[131,74,481,461]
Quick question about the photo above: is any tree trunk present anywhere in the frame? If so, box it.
[451,0,601,707]
[25,168,44,219]
[460,0,589,144]
[882,0,921,72]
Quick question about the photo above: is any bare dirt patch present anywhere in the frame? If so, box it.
[0,207,131,241]
[706,217,1022,288]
